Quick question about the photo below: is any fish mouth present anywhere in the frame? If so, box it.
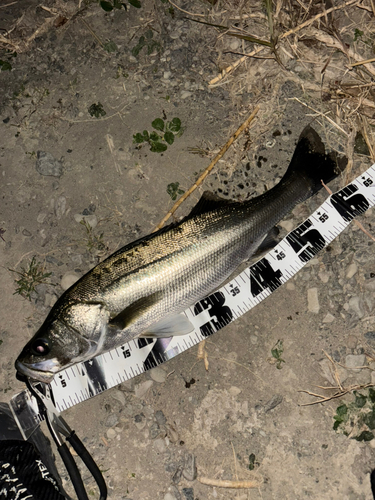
[15,359,59,384]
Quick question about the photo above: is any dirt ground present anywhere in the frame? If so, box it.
[2,1,375,499]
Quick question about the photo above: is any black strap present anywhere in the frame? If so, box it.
[0,440,66,500]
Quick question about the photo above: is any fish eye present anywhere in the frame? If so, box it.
[31,338,51,356]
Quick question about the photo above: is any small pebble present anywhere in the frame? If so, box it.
[106,428,117,439]
[165,424,179,443]
[345,354,366,372]
[182,487,194,500]
[150,366,167,383]
[61,271,81,290]
[111,389,126,406]
[346,263,358,279]
[279,219,294,232]
[286,282,295,290]
[149,422,162,439]
[307,288,319,314]
[154,438,167,454]
[155,410,167,425]
[36,151,63,177]
[319,358,348,385]
[164,494,177,500]
[318,272,330,283]
[182,454,197,481]
[322,313,335,323]
[105,413,119,427]
[181,90,192,99]
[263,394,283,413]
[55,196,66,219]
[228,386,241,397]
[37,213,47,223]
[134,380,153,399]
[347,335,358,350]
[348,296,364,319]
[365,331,375,346]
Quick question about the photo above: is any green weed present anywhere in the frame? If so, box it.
[80,219,105,252]
[133,117,182,153]
[9,257,52,300]
[334,388,375,441]
[167,182,184,200]
[100,0,141,10]
[132,30,160,57]
[0,51,16,72]
[88,102,106,118]
[271,339,285,369]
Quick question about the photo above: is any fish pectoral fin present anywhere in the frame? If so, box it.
[109,292,163,330]
[139,313,195,338]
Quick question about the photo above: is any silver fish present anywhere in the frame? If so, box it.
[15,126,346,383]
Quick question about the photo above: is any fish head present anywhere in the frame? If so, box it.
[15,319,94,383]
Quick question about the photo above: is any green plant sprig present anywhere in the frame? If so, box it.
[133,117,182,153]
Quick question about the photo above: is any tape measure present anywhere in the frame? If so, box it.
[10,163,375,438]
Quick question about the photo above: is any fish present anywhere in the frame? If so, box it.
[15,126,347,383]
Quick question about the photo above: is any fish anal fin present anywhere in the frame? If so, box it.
[109,292,163,330]
[139,313,194,338]
[252,226,280,256]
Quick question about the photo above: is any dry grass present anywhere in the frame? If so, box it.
[1,0,375,191]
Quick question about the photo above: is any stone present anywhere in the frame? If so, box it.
[322,313,335,323]
[106,428,117,439]
[182,488,194,500]
[164,494,177,500]
[111,389,126,406]
[319,358,348,385]
[182,454,197,481]
[105,413,119,427]
[263,394,283,412]
[55,196,66,219]
[307,288,319,313]
[279,219,294,232]
[155,410,167,425]
[154,438,167,454]
[345,354,366,373]
[346,263,358,279]
[149,422,161,439]
[228,386,241,397]
[61,271,80,290]
[150,366,167,383]
[181,90,192,99]
[36,151,63,177]
[348,296,364,318]
[134,380,153,399]
[347,335,358,350]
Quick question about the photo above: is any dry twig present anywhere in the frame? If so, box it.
[198,477,262,488]
[153,106,259,231]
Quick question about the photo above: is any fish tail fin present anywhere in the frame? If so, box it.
[284,126,347,195]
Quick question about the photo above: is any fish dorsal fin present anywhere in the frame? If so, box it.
[139,312,194,338]
[109,292,163,330]
[187,191,236,218]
